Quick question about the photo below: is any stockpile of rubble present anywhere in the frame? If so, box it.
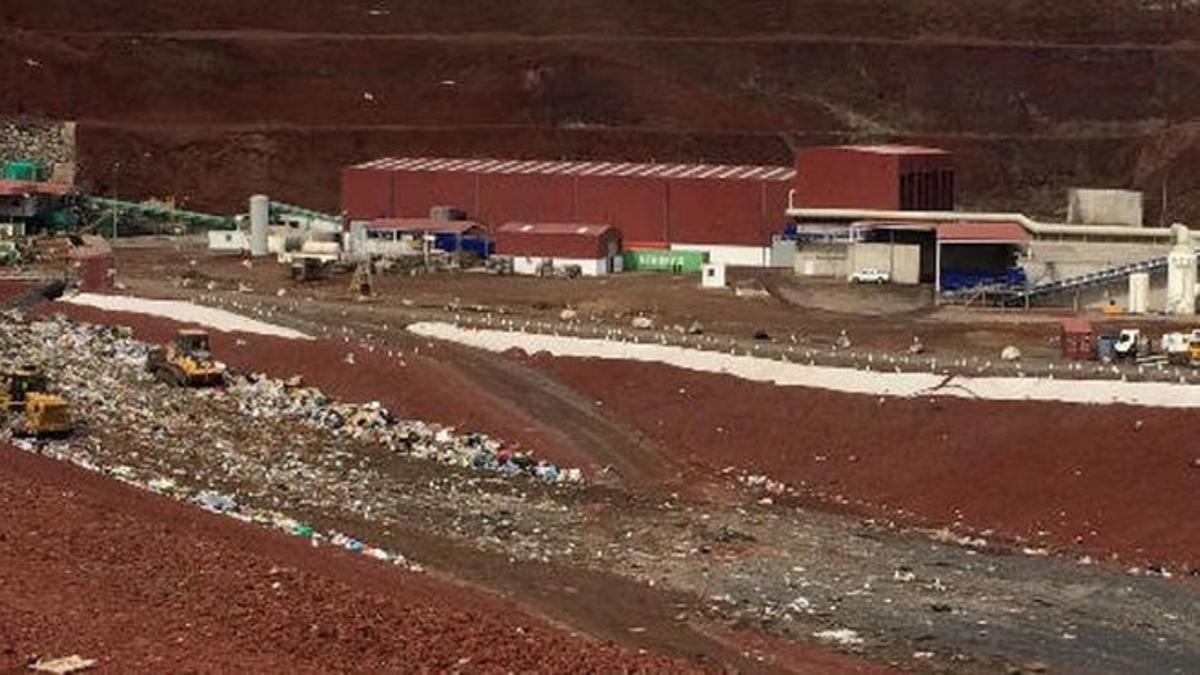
[0,118,73,169]
[226,373,582,483]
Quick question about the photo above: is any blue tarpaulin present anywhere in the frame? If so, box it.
[941,267,1027,292]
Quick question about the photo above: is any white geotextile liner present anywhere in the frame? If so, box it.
[63,293,311,340]
[409,321,1200,409]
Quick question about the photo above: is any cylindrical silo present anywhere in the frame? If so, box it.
[1128,272,1150,314]
[249,194,269,257]
[1165,223,1197,315]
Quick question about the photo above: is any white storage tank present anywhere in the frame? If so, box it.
[249,194,270,258]
[1165,224,1196,315]
[1128,272,1150,314]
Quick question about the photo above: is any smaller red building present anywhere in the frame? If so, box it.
[496,223,621,277]
[795,145,955,211]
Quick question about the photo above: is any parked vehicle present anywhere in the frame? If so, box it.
[1161,329,1200,365]
[849,268,889,284]
[1098,329,1149,363]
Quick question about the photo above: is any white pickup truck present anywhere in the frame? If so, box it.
[849,268,890,284]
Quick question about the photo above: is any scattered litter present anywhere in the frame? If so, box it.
[812,628,864,646]
[1000,346,1022,362]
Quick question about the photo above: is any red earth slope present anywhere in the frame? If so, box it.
[2,2,1199,221]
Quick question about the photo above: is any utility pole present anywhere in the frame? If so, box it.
[110,161,121,239]
[1161,171,1169,227]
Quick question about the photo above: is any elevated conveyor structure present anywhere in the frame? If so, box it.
[83,196,236,231]
[267,201,339,226]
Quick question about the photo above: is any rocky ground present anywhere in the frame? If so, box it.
[0,117,73,168]
[4,301,1199,672]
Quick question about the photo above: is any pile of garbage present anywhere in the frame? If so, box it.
[0,313,586,574]
[224,374,583,484]
[13,436,413,570]
[6,312,582,486]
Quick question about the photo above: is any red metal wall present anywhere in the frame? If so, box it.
[392,171,477,218]
[898,154,956,210]
[795,147,956,211]
[478,174,576,224]
[341,167,393,220]
[343,166,791,247]
[574,176,668,243]
[764,181,792,233]
[794,148,900,210]
[667,179,770,246]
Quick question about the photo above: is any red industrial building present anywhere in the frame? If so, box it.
[341,157,795,256]
[794,145,955,211]
[495,222,622,276]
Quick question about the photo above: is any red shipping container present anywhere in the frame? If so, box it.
[1060,318,1094,360]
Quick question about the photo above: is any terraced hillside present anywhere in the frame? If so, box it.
[3,1,1200,222]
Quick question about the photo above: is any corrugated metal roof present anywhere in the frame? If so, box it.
[366,218,487,235]
[834,144,951,156]
[937,221,1029,243]
[497,222,616,237]
[353,156,796,182]
[0,180,74,197]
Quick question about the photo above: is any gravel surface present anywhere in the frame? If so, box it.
[64,292,311,338]
[409,320,1200,407]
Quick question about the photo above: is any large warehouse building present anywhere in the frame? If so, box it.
[341,156,795,266]
[794,145,955,211]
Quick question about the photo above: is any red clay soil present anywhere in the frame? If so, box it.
[41,302,604,474]
[521,353,1200,571]
[0,445,698,673]
[8,0,1199,43]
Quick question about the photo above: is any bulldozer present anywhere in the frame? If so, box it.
[146,329,226,386]
[0,366,72,436]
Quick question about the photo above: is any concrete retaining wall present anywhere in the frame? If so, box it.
[848,243,921,284]
[1067,188,1143,227]
[794,243,848,278]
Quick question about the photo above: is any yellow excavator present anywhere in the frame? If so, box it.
[1,366,72,436]
[146,329,226,386]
